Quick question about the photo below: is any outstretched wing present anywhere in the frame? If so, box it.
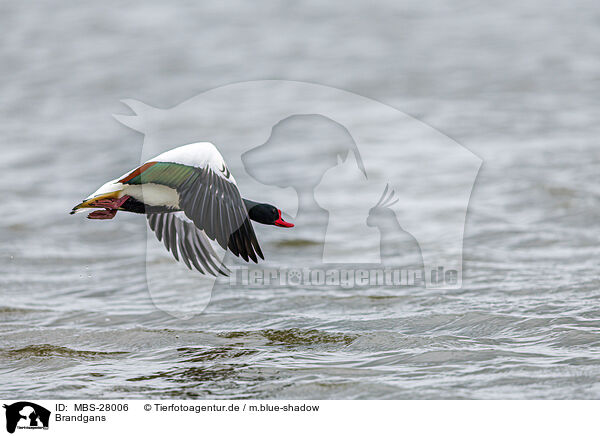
[176,166,263,262]
[147,212,229,276]
[120,143,263,263]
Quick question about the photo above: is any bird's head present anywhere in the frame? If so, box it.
[247,203,294,227]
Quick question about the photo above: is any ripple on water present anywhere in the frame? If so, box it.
[0,344,128,360]
[219,329,357,346]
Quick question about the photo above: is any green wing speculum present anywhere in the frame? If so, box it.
[119,161,199,188]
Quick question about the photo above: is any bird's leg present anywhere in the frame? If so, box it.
[87,195,130,219]
[89,195,130,209]
[87,209,118,219]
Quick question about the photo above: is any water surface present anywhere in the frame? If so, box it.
[1,0,599,399]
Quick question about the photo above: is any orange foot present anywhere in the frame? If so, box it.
[90,195,130,209]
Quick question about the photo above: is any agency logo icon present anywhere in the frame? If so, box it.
[3,402,50,434]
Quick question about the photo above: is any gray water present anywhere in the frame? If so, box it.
[1,0,600,399]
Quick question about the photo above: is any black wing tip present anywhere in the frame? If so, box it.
[227,229,263,264]
[253,238,265,261]
[239,251,250,263]
[217,265,230,276]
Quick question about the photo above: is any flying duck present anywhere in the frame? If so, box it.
[71,142,294,275]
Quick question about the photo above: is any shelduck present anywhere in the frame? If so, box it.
[71,142,294,275]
